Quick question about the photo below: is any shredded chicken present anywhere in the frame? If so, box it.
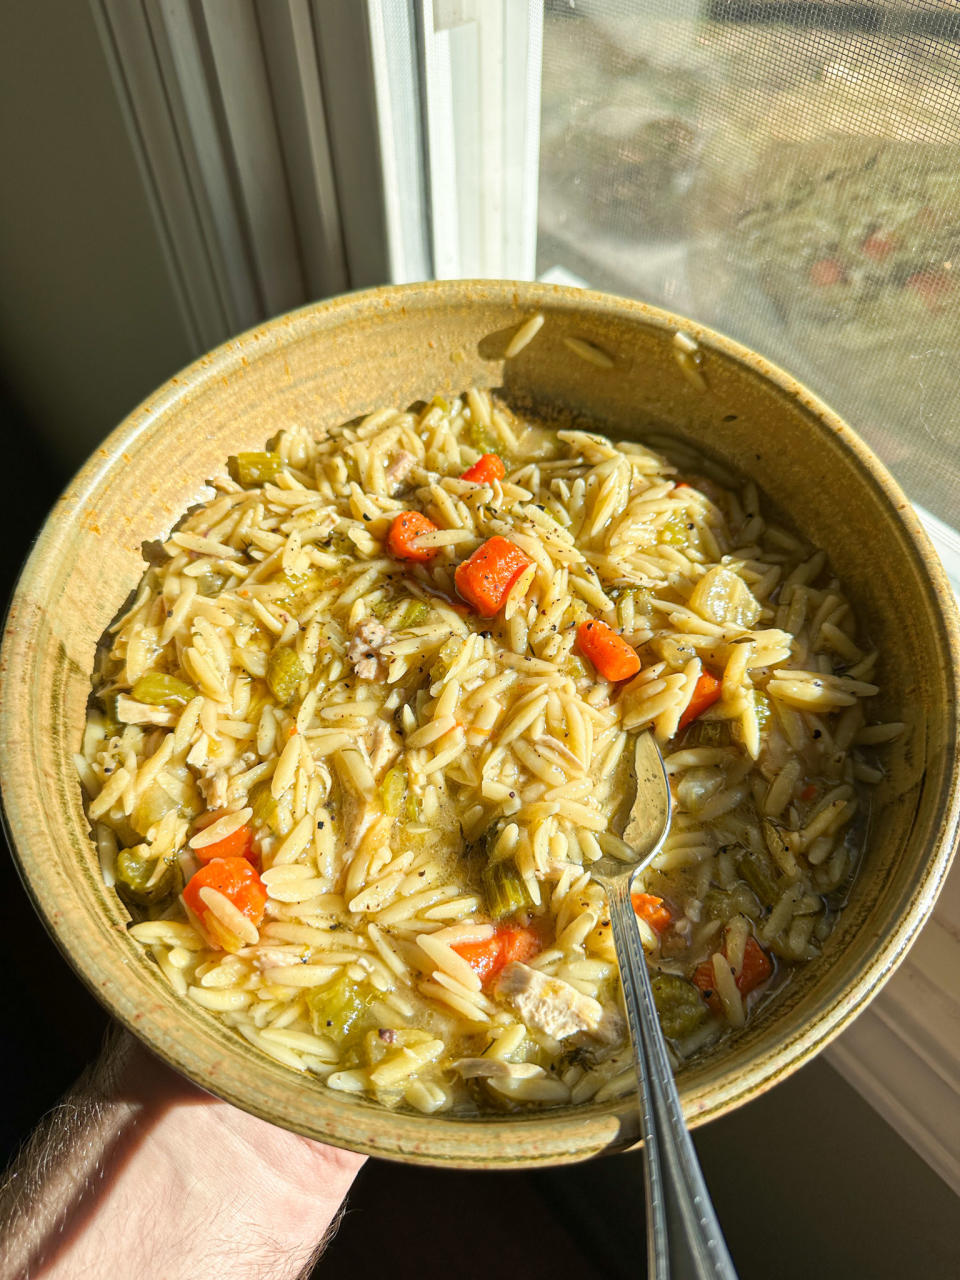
[346,617,390,681]
[495,962,608,1041]
[385,448,417,491]
[366,718,401,778]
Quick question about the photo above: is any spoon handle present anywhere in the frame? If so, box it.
[607,876,739,1280]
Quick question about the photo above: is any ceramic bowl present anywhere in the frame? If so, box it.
[2,280,958,1167]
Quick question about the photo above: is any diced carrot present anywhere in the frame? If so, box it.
[193,821,258,867]
[498,925,541,968]
[453,924,541,988]
[575,619,641,683]
[461,453,506,485]
[862,231,896,261]
[809,258,845,286]
[454,536,532,617]
[799,783,817,803]
[677,670,722,732]
[674,481,690,490]
[693,935,772,1014]
[452,937,502,985]
[183,857,267,952]
[737,935,773,996]
[631,892,672,935]
[387,511,440,563]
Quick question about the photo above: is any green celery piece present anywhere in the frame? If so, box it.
[131,672,196,708]
[466,418,497,454]
[650,973,709,1040]
[307,973,374,1042]
[249,781,281,834]
[266,647,305,704]
[131,786,179,838]
[483,860,532,920]
[115,848,181,907]
[400,600,429,628]
[229,451,284,486]
[736,848,781,908]
[380,766,406,818]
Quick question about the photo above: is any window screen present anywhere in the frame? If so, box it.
[538,0,960,527]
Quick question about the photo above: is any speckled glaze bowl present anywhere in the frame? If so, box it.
[2,280,958,1167]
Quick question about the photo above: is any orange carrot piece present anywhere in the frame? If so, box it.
[454,536,532,617]
[193,821,258,866]
[631,892,672,935]
[452,937,502,985]
[737,936,773,996]
[387,511,440,563]
[693,936,772,1014]
[453,924,541,987]
[575,619,641,682]
[461,453,506,485]
[674,481,690,490]
[183,857,267,951]
[677,670,722,731]
[799,783,817,803]
[497,925,541,968]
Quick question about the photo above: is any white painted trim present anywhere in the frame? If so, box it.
[422,0,543,280]
[366,0,433,283]
[92,0,352,348]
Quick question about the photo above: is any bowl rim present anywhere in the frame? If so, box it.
[3,278,959,1166]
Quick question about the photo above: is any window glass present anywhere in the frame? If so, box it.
[538,0,960,526]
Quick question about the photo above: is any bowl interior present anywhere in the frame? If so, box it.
[2,280,958,1166]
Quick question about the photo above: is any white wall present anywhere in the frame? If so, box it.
[0,1,194,470]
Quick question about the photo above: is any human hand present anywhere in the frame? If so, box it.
[1,1028,364,1280]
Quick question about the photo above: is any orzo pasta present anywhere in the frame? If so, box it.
[79,388,894,1114]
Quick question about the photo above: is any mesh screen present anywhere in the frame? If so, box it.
[539,0,960,524]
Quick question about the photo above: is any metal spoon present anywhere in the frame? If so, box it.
[592,731,739,1280]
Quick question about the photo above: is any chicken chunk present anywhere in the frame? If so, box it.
[346,617,390,681]
[366,718,401,778]
[385,448,417,491]
[495,962,607,1041]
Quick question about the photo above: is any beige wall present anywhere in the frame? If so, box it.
[0,1,194,470]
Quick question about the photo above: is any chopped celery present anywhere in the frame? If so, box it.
[115,847,181,907]
[482,860,532,920]
[400,600,429,628]
[249,781,281,834]
[736,848,781,908]
[659,511,695,547]
[229,451,284,486]
[196,570,227,598]
[272,568,326,610]
[430,394,450,413]
[650,973,709,1040]
[371,597,429,629]
[131,785,179,837]
[406,790,421,822]
[98,690,121,737]
[370,595,396,621]
[307,973,374,1042]
[266,647,305,704]
[702,888,735,921]
[131,672,196,708]
[683,719,728,748]
[466,418,497,454]
[380,766,406,818]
